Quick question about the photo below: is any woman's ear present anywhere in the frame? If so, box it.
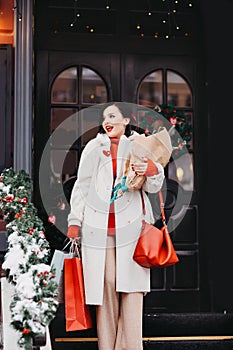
[124,118,130,125]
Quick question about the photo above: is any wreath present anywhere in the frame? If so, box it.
[0,168,59,350]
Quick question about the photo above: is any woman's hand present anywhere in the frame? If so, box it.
[131,157,148,175]
[67,225,80,239]
[131,158,159,176]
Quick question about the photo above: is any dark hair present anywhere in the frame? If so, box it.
[98,102,133,137]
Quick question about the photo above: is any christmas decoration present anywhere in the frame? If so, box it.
[0,168,59,350]
[139,103,192,158]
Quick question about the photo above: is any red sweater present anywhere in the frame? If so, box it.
[107,138,119,235]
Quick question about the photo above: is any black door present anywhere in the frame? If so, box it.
[35,49,207,313]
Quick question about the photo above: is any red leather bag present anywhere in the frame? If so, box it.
[133,190,179,268]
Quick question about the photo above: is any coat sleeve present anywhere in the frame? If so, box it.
[67,140,97,227]
[142,161,165,193]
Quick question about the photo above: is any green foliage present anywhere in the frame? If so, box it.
[0,167,59,349]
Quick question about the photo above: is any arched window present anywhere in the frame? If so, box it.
[49,66,108,185]
[138,69,193,191]
[50,66,108,132]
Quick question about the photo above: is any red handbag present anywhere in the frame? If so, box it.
[133,190,179,268]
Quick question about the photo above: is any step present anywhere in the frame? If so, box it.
[143,311,233,336]
[49,305,233,350]
[53,338,233,350]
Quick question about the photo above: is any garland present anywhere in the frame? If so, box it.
[0,168,59,350]
[139,103,192,157]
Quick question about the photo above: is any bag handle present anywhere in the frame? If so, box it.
[66,238,81,258]
[140,189,166,226]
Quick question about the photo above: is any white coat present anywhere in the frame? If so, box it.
[68,132,165,305]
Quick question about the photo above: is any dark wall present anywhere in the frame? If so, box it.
[199,0,233,312]
[0,44,12,171]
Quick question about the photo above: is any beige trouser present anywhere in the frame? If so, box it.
[96,236,143,350]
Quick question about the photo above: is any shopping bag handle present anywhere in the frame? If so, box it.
[69,238,81,258]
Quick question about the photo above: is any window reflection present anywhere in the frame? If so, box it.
[50,150,78,184]
[50,108,77,132]
[167,71,192,107]
[138,70,163,107]
[82,67,107,104]
[168,153,194,191]
[51,67,78,104]
[50,108,78,146]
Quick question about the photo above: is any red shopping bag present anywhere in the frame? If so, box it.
[64,257,92,331]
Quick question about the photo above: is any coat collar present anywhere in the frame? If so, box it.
[96,131,139,146]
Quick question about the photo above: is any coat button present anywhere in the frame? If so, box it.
[127,220,131,224]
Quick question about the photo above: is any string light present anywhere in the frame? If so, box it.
[65,0,193,39]
[105,1,111,10]
[147,0,152,17]
[69,0,80,28]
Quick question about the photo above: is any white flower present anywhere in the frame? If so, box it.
[28,319,44,334]
[7,231,21,245]
[2,245,26,279]
[12,299,38,321]
[39,231,46,238]
[3,185,11,194]
[16,271,35,298]
[6,224,18,231]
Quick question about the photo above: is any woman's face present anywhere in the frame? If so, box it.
[102,104,130,139]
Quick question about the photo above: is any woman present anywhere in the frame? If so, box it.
[66,102,164,350]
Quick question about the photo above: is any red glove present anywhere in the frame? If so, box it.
[145,158,159,176]
[67,225,80,239]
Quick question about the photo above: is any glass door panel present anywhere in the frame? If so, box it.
[167,70,192,107]
[51,67,78,104]
[82,67,108,104]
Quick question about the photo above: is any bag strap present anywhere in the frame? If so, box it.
[158,190,166,225]
[140,189,166,226]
